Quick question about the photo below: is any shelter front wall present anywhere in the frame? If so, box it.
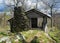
[27,12,43,28]
[38,17,43,28]
[29,17,43,28]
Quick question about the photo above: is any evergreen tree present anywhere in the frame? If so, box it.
[9,7,29,32]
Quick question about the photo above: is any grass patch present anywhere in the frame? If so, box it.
[0,28,54,43]
[21,30,54,43]
[49,27,60,43]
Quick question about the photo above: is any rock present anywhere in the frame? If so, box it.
[0,36,11,43]
[16,34,25,40]
[14,39,19,42]
[6,38,11,43]
[0,36,9,42]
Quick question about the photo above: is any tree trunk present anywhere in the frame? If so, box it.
[3,13,6,27]
[51,7,53,28]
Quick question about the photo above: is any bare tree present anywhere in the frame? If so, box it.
[40,0,59,27]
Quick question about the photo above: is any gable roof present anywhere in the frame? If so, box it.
[25,9,51,18]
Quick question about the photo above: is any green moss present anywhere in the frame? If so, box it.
[0,32,8,36]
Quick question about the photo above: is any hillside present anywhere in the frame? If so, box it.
[0,29,55,43]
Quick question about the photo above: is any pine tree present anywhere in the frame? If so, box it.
[13,7,29,32]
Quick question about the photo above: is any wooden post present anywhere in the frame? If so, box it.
[42,16,48,33]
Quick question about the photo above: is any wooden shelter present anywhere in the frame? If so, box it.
[25,9,51,32]
[8,7,51,32]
